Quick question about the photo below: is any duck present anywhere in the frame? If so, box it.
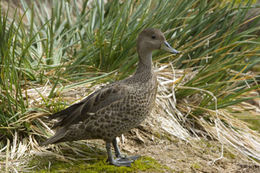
[41,28,180,167]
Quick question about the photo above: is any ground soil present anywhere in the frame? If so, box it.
[117,128,260,173]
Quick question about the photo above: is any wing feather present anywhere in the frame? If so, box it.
[49,83,129,128]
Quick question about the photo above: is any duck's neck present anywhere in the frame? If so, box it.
[135,50,153,74]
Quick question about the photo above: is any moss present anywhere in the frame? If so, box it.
[153,131,179,144]
[231,111,260,132]
[153,131,161,139]
[163,132,179,143]
[243,119,260,132]
[224,150,236,160]
[191,162,201,170]
[30,155,170,173]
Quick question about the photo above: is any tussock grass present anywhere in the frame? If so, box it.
[0,0,259,171]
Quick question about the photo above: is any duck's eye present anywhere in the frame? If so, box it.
[151,35,156,39]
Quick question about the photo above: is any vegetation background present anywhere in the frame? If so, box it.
[0,0,259,172]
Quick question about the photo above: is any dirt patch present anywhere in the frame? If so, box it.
[117,128,260,173]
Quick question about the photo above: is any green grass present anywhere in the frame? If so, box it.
[0,0,259,170]
[0,0,258,127]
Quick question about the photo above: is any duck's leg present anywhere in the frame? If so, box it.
[106,142,132,167]
[112,138,122,158]
[112,138,140,161]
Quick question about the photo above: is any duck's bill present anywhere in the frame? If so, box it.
[161,41,180,54]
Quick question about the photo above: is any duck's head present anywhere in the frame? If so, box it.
[137,28,180,55]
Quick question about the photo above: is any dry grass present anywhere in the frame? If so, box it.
[1,61,259,172]
[0,0,260,172]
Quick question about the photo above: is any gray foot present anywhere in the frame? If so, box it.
[107,155,140,167]
[110,158,133,167]
[117,155,140,162]
[106,140,140,167]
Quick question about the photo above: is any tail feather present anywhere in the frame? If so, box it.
[40,128,66,146]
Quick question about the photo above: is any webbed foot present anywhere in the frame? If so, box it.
[116,155,140,162]
[106,141,140,167]
[110,155,140,167]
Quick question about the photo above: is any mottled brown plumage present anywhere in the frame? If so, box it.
[41,28,179,166]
